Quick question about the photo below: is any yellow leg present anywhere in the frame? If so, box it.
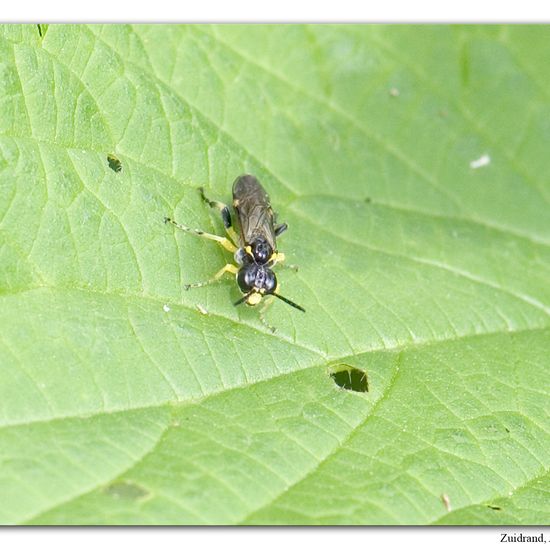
[271,252,298,271]
[165,217,237,253]
[184,263,238,290]
[227,227,240,248]
[199,188,241,248]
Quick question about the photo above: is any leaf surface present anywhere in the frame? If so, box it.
[0,24,548,525]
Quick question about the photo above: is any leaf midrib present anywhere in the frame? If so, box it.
[1,294,547,432]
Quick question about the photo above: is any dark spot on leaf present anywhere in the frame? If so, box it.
[104,480,149,500]
[107,154,122,173]
[329,364,368,393]
[364,197,372,204]
[37,24,48,38]
[487,504,502,511]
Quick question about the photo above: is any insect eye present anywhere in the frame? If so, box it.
[264,270,277,294]
[237,265,257,292]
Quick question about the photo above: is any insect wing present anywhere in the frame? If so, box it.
[233,175,276,249]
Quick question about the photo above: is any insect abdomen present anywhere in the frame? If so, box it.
[233,174,269,207]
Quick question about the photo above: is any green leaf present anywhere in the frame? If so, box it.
[0,24,549,525]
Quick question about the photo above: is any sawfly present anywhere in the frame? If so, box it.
[165,174,304,332]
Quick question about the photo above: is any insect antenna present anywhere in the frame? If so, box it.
[272,292,305,313]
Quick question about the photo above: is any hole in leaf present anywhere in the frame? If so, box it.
[104,480,149,500]
[329,364,368,393]
[107,154,122,173]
